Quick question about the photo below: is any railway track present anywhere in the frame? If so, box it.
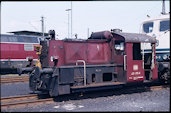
[1,94,54,109]
[1,76,29,84]
[1,84,169,110]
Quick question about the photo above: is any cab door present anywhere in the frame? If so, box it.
[124,43,145,82]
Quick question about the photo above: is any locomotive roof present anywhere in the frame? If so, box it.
[112,32,157,43]
[1,34,38,38]
[141,13,170,23]
[8,30,48,36]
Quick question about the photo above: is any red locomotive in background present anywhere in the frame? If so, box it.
[18,29,161,97]
[0,34,40,74]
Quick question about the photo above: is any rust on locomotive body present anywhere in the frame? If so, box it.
[19,30,158,97]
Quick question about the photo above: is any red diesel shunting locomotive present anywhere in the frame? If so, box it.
[19,29,158,97]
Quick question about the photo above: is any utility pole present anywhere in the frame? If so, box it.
[41,16,44,39]
[71,1,72,38]
[87,28,89,38]
[66,9,71,38]
[0,2,1,34]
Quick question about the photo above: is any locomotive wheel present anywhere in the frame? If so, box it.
[29,67,41,91]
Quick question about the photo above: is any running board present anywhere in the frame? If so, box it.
[71,82,125,93]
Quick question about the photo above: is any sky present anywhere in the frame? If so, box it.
[1,1,170,39]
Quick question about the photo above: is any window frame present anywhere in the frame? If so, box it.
[142,21,154,33]
[159,19,170,32]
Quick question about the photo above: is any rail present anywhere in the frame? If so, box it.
[1,94,53,110]
[1,76,29,84]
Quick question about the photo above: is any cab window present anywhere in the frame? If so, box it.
[0,35,9,42]
[115,41,124,55]
[133,43,142,60]
[115,42,124,51]
[160,20,170,32]
[143,22,153,33]
[8,36,18,42]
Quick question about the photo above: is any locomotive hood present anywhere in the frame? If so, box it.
[112,32,157,43]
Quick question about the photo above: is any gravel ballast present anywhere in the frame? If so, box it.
[2,86,170,112]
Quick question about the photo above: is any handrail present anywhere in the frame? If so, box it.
[142,43,145,69]
[76,60,86,86]
[151,44,155,69]
[124,55,127,71]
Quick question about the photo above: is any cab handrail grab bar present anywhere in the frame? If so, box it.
[76,60,86,86]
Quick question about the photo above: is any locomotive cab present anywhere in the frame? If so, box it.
[111,32,158,83]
